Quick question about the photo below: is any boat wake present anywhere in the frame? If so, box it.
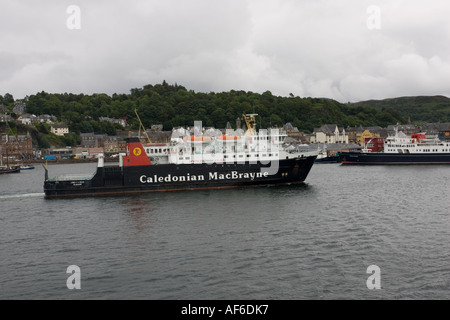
[0,193,45,200]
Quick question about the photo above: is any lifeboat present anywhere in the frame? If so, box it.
[218,135,240,140]
[183,136,212,142]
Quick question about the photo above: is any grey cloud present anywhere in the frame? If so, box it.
[1,0,449,102]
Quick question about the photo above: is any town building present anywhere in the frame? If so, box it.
[421,122,450,136]
[310,124,349,144]
[17,114,35,125]
[99,117,127,128]
[356,129,381,147]
[386,124,418,136]
[1,134,33,161]
[364,137,385,152]
[12,101,26,115]
[0,113,13,122]
[104,136,119,154]
[51,125,69,136]
[80,133,107,148]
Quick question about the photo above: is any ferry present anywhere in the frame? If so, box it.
[339,128,450,165]
[43,114,318,198]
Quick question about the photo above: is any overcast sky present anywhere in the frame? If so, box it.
[1,0,449,102]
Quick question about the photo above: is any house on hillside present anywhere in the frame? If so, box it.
[51,125,69,136]
[12,101,26,115]
[17,114,35,125]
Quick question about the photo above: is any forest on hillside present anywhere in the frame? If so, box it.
[349,95,450,124]
[1,82,410,139]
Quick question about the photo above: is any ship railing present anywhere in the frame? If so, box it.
[48,173,95,181]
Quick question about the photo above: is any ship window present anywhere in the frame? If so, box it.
[239,155,243,158]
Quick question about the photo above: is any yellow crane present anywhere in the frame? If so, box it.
[134,109,152,144]
[242,113,258,136]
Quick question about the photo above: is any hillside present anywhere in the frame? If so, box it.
[349,95,450,124]
[5,82,405,133]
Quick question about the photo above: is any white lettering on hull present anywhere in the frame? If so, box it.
[140,171,269,184]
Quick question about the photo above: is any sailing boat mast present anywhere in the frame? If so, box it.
[5,134,9,168]
[0,115,20,173]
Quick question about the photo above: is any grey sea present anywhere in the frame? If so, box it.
[0,162,449,300]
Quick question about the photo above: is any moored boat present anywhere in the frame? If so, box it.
[0,133,21,174]
[339,128,450,165]
[20,165,35,170]
[0,165,20,174]
[43,114,318,198]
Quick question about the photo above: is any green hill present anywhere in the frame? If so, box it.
[349,95,450,124]
[19,82,408,133]
[8,82,447,142]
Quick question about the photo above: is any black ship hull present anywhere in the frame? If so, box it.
[0,166,21,174]
[44,156,316,198]
[315,156,340,163]
[339,152,450,165]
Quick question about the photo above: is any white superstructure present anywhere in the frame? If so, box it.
[141,114,318,165]
[384,128,450,154]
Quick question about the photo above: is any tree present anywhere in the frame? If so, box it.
[3,93,14,105]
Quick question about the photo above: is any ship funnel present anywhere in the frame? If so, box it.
[122,138,151,166]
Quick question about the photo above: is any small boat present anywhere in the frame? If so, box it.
[0,165,21,174]
[19,165,35,170]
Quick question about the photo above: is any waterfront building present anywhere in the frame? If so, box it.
[104,136,119,154]
[310,124,349,144]
[1,134,33,161]
[356,129,381,147]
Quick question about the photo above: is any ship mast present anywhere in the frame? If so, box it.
[134,109,152,144]
[2,116,13,169]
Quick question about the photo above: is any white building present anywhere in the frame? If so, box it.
[310,124,349,144]
[51,125,69,136]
